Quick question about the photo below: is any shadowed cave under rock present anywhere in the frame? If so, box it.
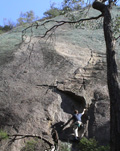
[55,88,86,113]
[52,89,87,141]
[50,88,110,145]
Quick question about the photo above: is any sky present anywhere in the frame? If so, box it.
[1,0,120,26]
[0,0,64,26]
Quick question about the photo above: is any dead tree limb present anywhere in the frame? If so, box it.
[8,134,53,147]
[22,14,103,40]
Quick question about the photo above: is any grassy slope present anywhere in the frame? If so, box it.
[0,6,119,66]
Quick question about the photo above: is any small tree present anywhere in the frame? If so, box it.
[62,0,83,12]
[43,2,62,18]
[44,8,61,18]
[17,10,38,25]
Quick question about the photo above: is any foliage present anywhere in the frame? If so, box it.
[3,19,15,29]
[79,137,110,151]
[59,142,71,151]
[2,25,12,31]
[44,8,62,18]
[0,130,9,140]
[43,0,84,18]
[79,137,98,151]
[58,138,110,151]
[21,139,37,151]
[62,0,83,13]
[0,24,13,34]
[17,10,39,25]
[65,10,103,30]
[0,27,4,34]
[112,14,120,39]
[43,2,63,18]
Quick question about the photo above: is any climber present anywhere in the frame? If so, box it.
[62,108,86,140]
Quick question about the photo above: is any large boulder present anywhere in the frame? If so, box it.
[0,7,119,149]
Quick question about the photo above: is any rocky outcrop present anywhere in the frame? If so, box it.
[0,35,110,150]
[1,9,119,149]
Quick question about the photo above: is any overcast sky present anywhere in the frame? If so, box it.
[0,0,63,26]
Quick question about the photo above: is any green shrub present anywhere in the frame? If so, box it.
[59,142,71,151]
[0,25,12,34]
[0,130,9,140]
[17,10,38,26]
[3,25,12,31]
[44,8,62,18]
[112,15,120,38]
[0,30,4,34]
[97,145,110,151]
[79,137,97,151]
[79,137,110,151]
[21,139,37,151]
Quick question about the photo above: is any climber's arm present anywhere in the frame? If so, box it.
[81,109,86,115]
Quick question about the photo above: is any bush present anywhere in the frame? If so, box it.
[59,142,71,151]
[79,137,110,151]
[0,25,12,34]
[0,130,9,140]
[79,137,97,151]
[3,25,12,31]
[44,8,62,18]
[112,15,120,38]
[17,10,39,26]
[97,145,110,151]
[21,139,37,151]
[0,30,4,34]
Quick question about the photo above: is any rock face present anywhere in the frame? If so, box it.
[1,9,120,149]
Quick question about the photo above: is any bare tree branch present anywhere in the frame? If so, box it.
[21,14,103,40]
[115,35,120,41]
[8,134,53,147]
[41,14,103,38]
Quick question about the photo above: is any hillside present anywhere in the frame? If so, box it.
[0,6,119,151]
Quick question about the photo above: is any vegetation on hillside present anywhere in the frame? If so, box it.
[0,0,119,34]
[0,25,12,34]
[0,130,110,151]
[0,10,39,34]
[0,130,8,140]
[0,0,120,151]
[19,0,120,150]
[0,0,88,34]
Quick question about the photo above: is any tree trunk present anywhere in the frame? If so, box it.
[93,1,120,151]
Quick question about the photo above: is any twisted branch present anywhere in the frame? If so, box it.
[8,134,53,147]
[21,14,103,40]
